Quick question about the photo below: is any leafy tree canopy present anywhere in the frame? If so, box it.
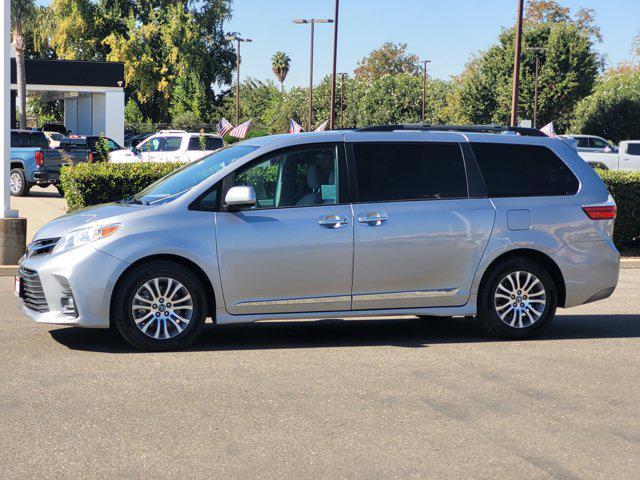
[354,42,420,82]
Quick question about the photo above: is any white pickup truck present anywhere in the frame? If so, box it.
[578,140,640,171]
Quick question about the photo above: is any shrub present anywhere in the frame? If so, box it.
[61,162,182,212]
[597,169,640,248]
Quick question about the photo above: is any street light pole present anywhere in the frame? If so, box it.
[421,59,431,123]
[329,0,340,130]
[293,18,333,132]
[526,46,545,128]
[510,0,525,127]
[225,35,252,125]
[340,73,346,129]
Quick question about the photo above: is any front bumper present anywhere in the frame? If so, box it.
[18,246,129,328]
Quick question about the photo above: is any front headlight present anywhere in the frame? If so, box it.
[52,223,121,255]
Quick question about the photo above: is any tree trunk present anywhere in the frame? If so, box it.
[13,31,27,129]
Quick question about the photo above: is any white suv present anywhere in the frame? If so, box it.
[110,130,224,164]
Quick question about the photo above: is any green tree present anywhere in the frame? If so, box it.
[11,0,37,128]
[271,51,291,92]
[124,98,144,128]
[447,12,601,130]
[354,42,420,82]
[570,70,640,143]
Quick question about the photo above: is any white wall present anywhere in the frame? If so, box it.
[62,90,124,145]
[104,91,124,146]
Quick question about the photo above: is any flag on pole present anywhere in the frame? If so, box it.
[229,119,252,139]
[217,118,234,136]
[289,119,304,134]
[540,122,556,137]
[314,120,329,132]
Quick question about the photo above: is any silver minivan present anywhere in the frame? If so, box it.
[17,126,620,350]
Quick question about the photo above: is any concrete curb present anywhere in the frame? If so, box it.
[1,258,639,277]
[0,266,18,277]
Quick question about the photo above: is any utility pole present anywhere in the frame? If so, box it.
[510,0,525,127]
[525,46,545,128]
[329,0,340,130]
[225,35,252,125]
[293,18,333,132]
[421,59,431,123]
[340,73,346,129]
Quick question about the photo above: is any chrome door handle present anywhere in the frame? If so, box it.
[318,215,350,229]
[358,212,388,226]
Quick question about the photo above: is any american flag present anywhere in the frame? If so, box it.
[229,119,252,139]
[540,121,557,137]
[217,118,234,136]
[314,120,329,132]
[289,119,304,134]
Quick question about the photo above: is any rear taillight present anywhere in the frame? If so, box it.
[88,151,93,163]
[582,205,617,220]
[35,150,44,167]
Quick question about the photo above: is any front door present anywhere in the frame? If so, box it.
[216,143,353,315]
[347,139,495,310]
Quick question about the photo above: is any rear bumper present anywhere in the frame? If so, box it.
[30,168,60,186]
[552,240,620,308]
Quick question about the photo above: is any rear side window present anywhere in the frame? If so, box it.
[10,132,48,149]
[626,143,640,156]
[471,143,579,197]
[353,143,468,202]
[188,136,224,151]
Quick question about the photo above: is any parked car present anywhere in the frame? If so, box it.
[40,123,69,136]
[110,130,224,164]
[559,134,618,153]
[16,125,619,351]
[574,140,640,171]
[9,130,66,196]
[58,135,129,163]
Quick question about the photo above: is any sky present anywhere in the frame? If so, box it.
[225,0,640,86]
[37,0,640,87]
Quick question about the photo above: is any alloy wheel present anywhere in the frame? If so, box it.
[9,172,22,194]
[131,277,194,339]
[493,271,546,328]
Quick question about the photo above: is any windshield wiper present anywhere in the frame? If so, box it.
[118,195,146,205]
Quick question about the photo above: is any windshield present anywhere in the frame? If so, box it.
[130,144,259,204]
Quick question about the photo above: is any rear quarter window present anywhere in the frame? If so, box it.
[626,143,640,156]
[470,143,579,197]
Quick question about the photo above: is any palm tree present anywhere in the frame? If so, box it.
[11,0,36,129]
[271,51,291,92]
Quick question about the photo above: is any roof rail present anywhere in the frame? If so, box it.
[354,124,548,137]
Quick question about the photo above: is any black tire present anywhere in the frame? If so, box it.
[55,185,64,196]
[112,261,207,351]
[478,257,557,340]
[9,168,30,196]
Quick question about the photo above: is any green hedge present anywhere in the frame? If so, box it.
[60,162,182,212]
[60,163,640,249]
[597,170,640,247]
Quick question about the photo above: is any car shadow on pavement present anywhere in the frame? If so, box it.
[48,314,640,354]
[27,190,62,199]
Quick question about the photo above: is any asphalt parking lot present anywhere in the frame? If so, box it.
[1,271,639,479]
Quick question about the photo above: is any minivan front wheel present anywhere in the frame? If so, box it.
[478,257,557,339]
[113,261,207,351]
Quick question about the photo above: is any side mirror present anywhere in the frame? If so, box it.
[224,186,256,209]
[131,146,138,154]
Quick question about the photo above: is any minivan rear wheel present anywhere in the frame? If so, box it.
[113,261,207,351]
[478,257,557,339]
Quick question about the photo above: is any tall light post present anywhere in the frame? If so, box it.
[329,0,340,130]
[339,72,346,129]
[225,34,252,125]
[1,0,11,218]
[527,47,545,128]
[421,59,431,123]
[293,18,333,132]
[510,0,525,127]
